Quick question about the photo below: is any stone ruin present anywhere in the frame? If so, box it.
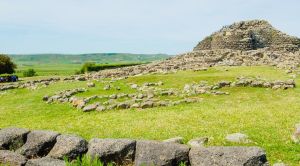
[194,20,300,52]
[0,127,269,166]
[43,77,295,113]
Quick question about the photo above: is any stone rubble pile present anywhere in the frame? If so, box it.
[0,78,61,91]
[43,77,295,113]
[43,88,87,104]
[0,127,269,166]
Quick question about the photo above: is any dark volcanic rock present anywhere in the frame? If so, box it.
[26,157,65,166]
[134,140,190,166]
[0,150,27,166]
[189,146,268,166]
[0,127,30,151]
[87,138,136,165]
[17,130,60,158]
[47,134,88,160]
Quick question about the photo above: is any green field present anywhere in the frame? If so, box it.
[9,53,171,77]
[0,66,299,165]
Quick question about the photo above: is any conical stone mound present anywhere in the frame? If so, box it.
[194,20,300,52]
[89,20,300,79]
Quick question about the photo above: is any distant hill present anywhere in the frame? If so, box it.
[9,53,172,65]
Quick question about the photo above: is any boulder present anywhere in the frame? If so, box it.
[103,85,111,90]
[96,105,106,112]
[117,102,130,109]
[134,140,189,166]
[0,127,29,150]
[87,82,95,88]
[163,137,184,144]
[187,137,208,147]
[189,146,268,166]
[131,84,138,89]
[87,138,136,165]
[130,103,140,108]
[82,104,98,112]
[226,133,251,143]
[291,123,300,143]
[0,150,27,166]
[17,130,60,158]
[47,135,88,160]
[26,157,65,166]
[140,101,154,109]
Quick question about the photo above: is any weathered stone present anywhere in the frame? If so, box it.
[135,140,189,166]
[87,82,95,87]
[103,85,111,90]
[291,123,300,143]
[0,150,27,166]
[0,127,29,151]
[26,157,65,166]
[96,105,106,112]
[42,96,49,101]
[273,162,287,166]
[48,135,88,160]
[82,104,98,112]
[131,84,138,89]
[187,137,208,147]
[189,146,268,166]
[140,101,154,109]
[17,130,60,158]
[226,133,251,143]
[117,102,130,109]
[130,103,140,108]
[109,94,117,99]
[163,137,184,144]
[87,138,136,165]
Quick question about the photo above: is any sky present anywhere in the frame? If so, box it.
[0,0,299,55]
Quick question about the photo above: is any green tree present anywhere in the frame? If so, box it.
[0,54,17,74]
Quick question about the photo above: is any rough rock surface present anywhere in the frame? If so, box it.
[0,150,27,166]
[189,146,268,166]
[194,20,300,52]
[25,157,65,166]
[291,123,300,143]
[0,127,29,151]
[187,137,209,147]
[17,130,60,158]
[87,138,136,165]
[226,133,251,143]
[134,140,190,166]
[47,135,88,160]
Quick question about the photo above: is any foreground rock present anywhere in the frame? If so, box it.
[87,138,136,165]
[163,137,184,144]
[26,157,65,166]
[48,135,88,160]
[187,137,209,147]
[189,146,268,166]
[0,150,27,166]
[135,140,190,166]
[17,130,60,158]
[226,133,251,143]
[0,127,29,150]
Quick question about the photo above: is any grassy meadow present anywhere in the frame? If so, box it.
[0,66,299,165]
[8,53,171,77]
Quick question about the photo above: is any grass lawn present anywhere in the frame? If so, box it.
[0,66,299,165]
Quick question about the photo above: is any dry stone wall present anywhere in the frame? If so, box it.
[0,127,269,166]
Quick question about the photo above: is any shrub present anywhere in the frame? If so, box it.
[80,62,143,73]
[23,69,36,77]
